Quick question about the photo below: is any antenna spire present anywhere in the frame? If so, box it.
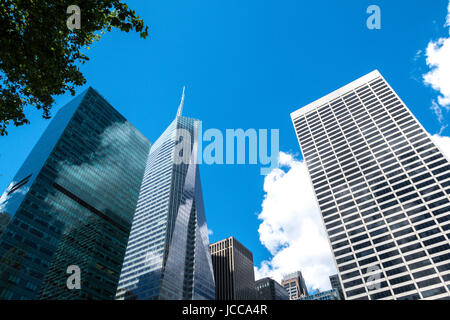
[177,86,185,117]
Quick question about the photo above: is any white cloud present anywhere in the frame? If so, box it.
[423,1,450,129]
[0,181,29,213]
[431,101,445,124]
[255,152,336,292]
[447,1,450,27]
[432,134,450,160]
[424,38,450,106]
[0,193,7,212]
[278,152,294,166]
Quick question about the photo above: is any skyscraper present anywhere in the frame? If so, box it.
[0,88,150,299]
[209,237,256,300]
[281,271,308,300]
[115,92,215,300]
[255,277,289,300]
[291,70,450,300]
[329,274,344,300]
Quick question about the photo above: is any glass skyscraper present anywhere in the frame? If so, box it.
[0,88,150,299]
[291,70,450,300]
[115,97,215,300]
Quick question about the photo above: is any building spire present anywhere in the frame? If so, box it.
[177,86,185,117]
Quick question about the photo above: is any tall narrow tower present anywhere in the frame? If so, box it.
[116,89,215,300]
[291,70,450,300]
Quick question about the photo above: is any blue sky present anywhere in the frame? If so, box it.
[1,0,450,291]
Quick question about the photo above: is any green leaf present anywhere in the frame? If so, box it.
[0,0,150,136]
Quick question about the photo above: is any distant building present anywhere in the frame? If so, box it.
[281,271,308,300]
[329,274,345,300]
[255,277,289,300]
[209,237,256,300]
[299,289,340,301]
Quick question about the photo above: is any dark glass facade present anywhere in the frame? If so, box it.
[329,274,344,300]
[116,110,215,300]
[0,88,150,299]
[209,237,257,300]
[255,277,289,300]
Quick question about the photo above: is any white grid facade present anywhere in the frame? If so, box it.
[291,70,450,300]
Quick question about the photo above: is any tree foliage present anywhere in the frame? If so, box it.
[0,0,149,135]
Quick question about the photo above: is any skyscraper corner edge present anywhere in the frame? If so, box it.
[290,69,382,120]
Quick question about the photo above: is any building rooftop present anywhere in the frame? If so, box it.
[290,70,382,119]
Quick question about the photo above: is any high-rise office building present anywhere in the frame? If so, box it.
[0,88,150,299]
[281,271,308,300]
[255,277,289,300]
[329,274,344,300]
[115,93,215,300]
[209,237,256,300]
[291,70,450,300]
